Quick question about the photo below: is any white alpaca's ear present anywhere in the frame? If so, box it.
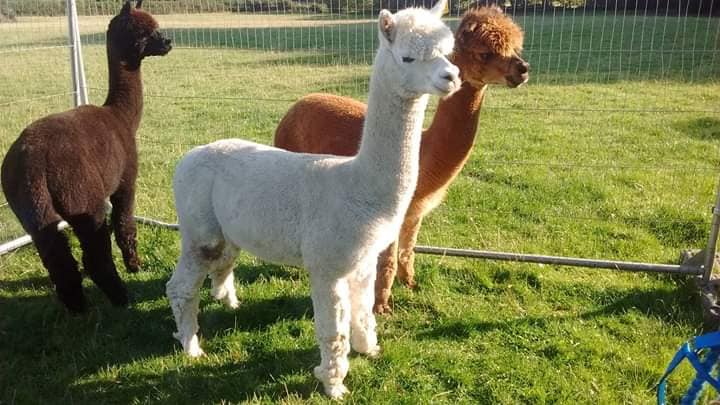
[378,10,396,45]
[430,0,448,17]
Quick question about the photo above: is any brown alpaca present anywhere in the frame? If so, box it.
[0,0,171,312]
[274,6,528,313]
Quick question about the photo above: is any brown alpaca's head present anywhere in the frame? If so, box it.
[453,6,529,88]
[107,0,172,70]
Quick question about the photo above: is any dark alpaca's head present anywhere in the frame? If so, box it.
[107,0,172,70]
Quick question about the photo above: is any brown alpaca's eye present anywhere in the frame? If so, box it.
[402,57,415,63]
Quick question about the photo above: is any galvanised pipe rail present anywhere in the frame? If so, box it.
[0,218,708,277]
[414,245,703,275]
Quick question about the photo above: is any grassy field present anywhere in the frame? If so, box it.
[1,11,720,404]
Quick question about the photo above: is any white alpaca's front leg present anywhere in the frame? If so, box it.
[310,274,352,399]
[166,253,208,358]
[349,264,381,357]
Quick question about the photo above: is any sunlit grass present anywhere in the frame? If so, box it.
[1,12,720,404]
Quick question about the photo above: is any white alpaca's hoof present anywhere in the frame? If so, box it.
[365,344,381,359]
[224,295,240,309]
[313,366,349,399]
[325,383,349,400]
[174,332,205,358]
[351,333,380,357]
[186,343,205,358]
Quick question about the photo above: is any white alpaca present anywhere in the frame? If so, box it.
[166,1,459,398]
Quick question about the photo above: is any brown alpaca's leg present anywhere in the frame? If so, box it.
[397,215,423,289]
[373,241,398,314]
[110,186,140,273]
[69,212,128,307]
[32,223,86,312]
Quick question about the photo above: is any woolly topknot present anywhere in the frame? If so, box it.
[391,7,455,59]
[130,9,159,33]
[457,6,524,57]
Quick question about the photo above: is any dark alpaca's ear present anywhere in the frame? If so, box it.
[120,1,132,16]
[136,0,143,9]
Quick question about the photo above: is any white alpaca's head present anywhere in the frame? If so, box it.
[376,0,460,99]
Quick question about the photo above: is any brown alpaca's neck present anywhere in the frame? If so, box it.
[416,82,486,199]
[103,54,143,132]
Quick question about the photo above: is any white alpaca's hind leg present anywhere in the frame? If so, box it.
[210,271,239,309]
[166,251,208,358]
[309,273,351,399]
[209,245,240,309]
[349,264,381,357]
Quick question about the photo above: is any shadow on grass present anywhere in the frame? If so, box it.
[675,116,720,141]
[67,345,320,403]
[201,293,312,332]
[0,274,52,292]
[415,277,700,341]
[0,257,322,402]
[234,261,306,285]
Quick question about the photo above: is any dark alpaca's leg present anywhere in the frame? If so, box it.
[68,213,129,307]
[32,223,86,312]
[111,184,140,273]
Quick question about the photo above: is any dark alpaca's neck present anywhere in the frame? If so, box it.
[417,82,486,197]
[103,51,143,132]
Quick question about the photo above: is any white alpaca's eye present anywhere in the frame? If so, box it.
[402,56,415,63]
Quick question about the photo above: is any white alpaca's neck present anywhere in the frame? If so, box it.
[353,51,429,209]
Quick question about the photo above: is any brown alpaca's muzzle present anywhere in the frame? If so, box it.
[506,55,529,87]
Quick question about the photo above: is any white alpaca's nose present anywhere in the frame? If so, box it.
[441,64,460,85]
[432,60,461,94]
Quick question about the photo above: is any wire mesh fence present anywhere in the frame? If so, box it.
[1,0,719,268]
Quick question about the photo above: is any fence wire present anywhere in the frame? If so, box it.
[0,0,719,267]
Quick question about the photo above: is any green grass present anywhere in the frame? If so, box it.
[1,12,720,404]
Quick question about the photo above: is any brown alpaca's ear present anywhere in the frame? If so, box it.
[136,0,143,9]
[457,21,477,45]
[120,1,132,16]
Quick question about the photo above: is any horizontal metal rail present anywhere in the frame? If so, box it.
[134,216,179,230]
[0,234,33,256]
[1,217,703,276]
[413,245,703,275]
[0,221,68,256]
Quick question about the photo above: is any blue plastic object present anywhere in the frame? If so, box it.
[658,331,720,405]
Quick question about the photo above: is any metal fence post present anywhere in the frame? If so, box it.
[66,0,88,107]
[702,176,720,284]
[0,1,82,255]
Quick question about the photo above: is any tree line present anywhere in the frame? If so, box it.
[2,0,716,17]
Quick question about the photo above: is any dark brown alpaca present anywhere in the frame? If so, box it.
[0,0,171,312]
